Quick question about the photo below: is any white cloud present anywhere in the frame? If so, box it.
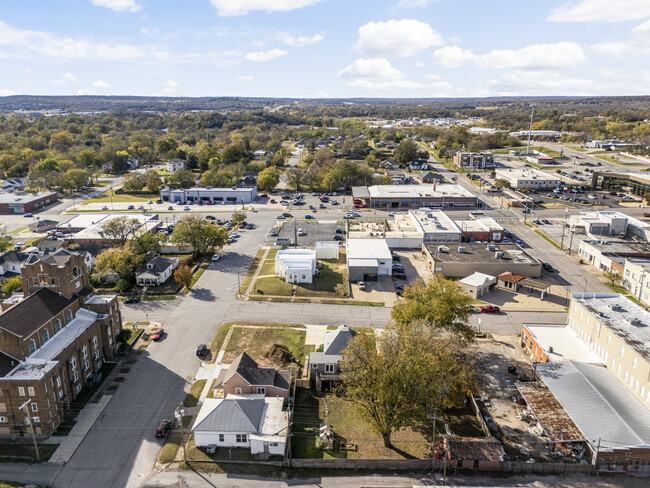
[338,58,403,80]
[162,80,178,94]
[397,0,436,6]
[93,79,110,88]
[0,20,145,60]
[632,19,650,32]
[238,75,254,81]
[277,33,324,47]
[490,70,594,96]
[434,42,586,69]
[245,48,287,62]
[0,88,17,96]
[210,0,324,17]
[548,0,650,23]
[591,41,630,57]
[414,61,425,68]
[52,72,79,85]
[425,73,442,80]
[91,0,141,13]
[432,46,475,68]
[357,19,443,58]
[76,89,96,95]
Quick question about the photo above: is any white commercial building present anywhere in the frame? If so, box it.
[160,186,257,205]
[622,259,650,305]
[315,241,339,260]
[407,209,462,243]
[495,168,560,190]
[275,249,316,284]
[570,210,650,241]
[346,239,392,281]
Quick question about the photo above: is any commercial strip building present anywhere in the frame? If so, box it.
[0,191,57,214]
[422,242,542,278]
[351,184,479,210]
[0,249,122,438]
[494,168,560,190]
[56,213,161,247]
[570,210,650,242]
[159,186,257,205]
[451,151,494,169]
[346,239,392,281]
[578,240,650,273]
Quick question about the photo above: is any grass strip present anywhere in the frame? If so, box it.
[183,379,207,408]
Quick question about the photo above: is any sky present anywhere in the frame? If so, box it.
[1,0,650,98]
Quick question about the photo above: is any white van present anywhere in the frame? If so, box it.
[275,237,294,246]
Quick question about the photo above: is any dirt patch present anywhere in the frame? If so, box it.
[261,343,293,367]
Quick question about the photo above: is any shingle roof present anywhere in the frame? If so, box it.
[324,325,358,355]
[219,352,290,390]
[0,288,77,338]
[136,256,177,277]
[192,397,264,433]
[0,250,28,266]
[32,248,78,267]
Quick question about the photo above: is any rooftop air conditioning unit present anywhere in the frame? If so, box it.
[631,318,642,326]
[495,251,504,259]
[206,186,212,190]
[610,304,623,312]
[457,246,465,253]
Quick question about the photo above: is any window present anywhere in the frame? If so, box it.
[633,358,638,369]
[32,416,40,425]
[620,346,625,358]
[624,371,629,382]
[28,340,36,355]
[54,319,62,333]
[72,371,79,383]
[31,403,38,413]
[92,336,98,348]
[617,364,621,375]
[312,363,318,369]
[0,416,6,423]
[236,434,247,443]
[325,364,335,373]
[74,384,81,395]
[42,329,50,344]
[235,388,242,394]
[84,360,89,371]
[56,377,61,387]
[108,327,112,337]
[72,266,79,277]
[59,390,64,400]
[94,350,99,360]
[66,310,73,323]
[37,273,49,285]
[270,442,279,447]
[257,387,266,395]
[71,357,77,369]
[82,347,88,359]
[219,434,224,442]
[18,387,25,397]
[28,387,35,396]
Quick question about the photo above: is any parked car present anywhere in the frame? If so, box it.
[167,206,174,210]
[102,205,109,210]
[152,328,165,341]
[269,230,278,237]
[270,199,277,204]
[358,281,366,291]
[479,305,500,313]
[183,206,190,211]
[124,297,140,304]
[392,254,401,261]
[206,215,215,220]
[23,213,33,218]
[196,344,208,358]
[127,205,135,210]
[333,234,343,241]
[211,253,221,262]
[276,215,286,219]
[305,215,315,219]
[542,262,554,272]
[155,419,172,438]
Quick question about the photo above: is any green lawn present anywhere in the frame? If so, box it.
[296,258,348,298]
[183,379,206,407]
[259,260,276,276]
[223,326,313,367]
[82,190,159,204]
[566,145,587,152]
[252,276,294,296]
[239,248,266,294]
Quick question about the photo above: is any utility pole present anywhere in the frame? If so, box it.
[19,399,40,461]
[293,220,298,248]
[560,208,568,250]
[427,409,437,474]
[526,105,535,155]
[638,271,646,306]
[175,403,186,464]
[568,230,575,255]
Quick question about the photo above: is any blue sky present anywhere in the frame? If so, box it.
[1,0,650,98]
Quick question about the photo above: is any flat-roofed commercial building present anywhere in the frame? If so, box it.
[578,239,650,274]
[0,192,57,214]
[495,168,560,190]
[346,239,392,281]
[422,242,542,278]
[351,184,479,210]
[452,151,494,169]
[160,186,257,205]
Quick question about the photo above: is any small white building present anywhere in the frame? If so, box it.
[166,159,185,173]
[346,239,392,281]
[315,241,339,260]
[275,249,316,284]
[192,394,288,456]
[135,256,179,286]
[459,272,496,299]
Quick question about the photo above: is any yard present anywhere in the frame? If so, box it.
[291,389,432,460]
[222,325,313,368]
[81,189,159,204]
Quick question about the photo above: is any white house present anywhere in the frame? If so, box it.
[346,239,392,282]
[275,249,316,284]
[315,241,339,260]
[166,159,186,173]
[459,272,497,299]
[192,394,288,456]
[135,256,179,286]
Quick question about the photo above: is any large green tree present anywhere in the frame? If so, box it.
[0,225,14,252]
[393,139,420,165]
[256,167,280,192]
[165,169,196,189]
[171,215,228,254]
[99,216,142,247]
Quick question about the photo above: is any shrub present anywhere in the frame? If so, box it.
[115,279,131,293]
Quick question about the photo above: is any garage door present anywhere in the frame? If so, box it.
[363,273,378,281]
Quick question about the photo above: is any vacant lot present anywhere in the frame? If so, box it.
[82,190,159,204]
[222,325,313,368]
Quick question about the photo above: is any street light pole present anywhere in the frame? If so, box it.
[19,399,40,461]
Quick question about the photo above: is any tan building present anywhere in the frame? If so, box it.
[568,293,650,408]
[0,251,121,438]
[212,352,291,399]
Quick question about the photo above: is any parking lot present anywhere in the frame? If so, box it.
[266,221,346,246]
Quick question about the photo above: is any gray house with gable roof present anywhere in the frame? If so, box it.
[309,325,358,391]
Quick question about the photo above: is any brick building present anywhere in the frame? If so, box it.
[212,352,291,399]
[0,249,121,438]
[0,192,57,214]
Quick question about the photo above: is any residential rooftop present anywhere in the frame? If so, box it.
[572,292,650,362]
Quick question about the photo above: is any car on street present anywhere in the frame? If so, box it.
[147,200,153,204]
[479,305,500,313]
[211,253,221,262]
[305,215,315,219]
[319,204,327,209]
[270,199,277,204]
[102,205,109,210]
[167,206,173,210]
[333,234,343,241]
[388,212,397,216]
[269,230,278,237]
[152,328,165,341]
[542,262,554,272]
[23,213,33,218]
[280,201,289,206]
[308,205,315,210]
[183,206,190,211]
[358,281,366,290]
[137,205,144,209]
[124,297,140,304]
[155,419,172,438]
[127,205,135,210]
[276,215,286,219]
[196,344,208,358]
[343,215,355,219]
[644,213,650,218]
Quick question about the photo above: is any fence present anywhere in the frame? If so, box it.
[290,458,437,470]
[503,461,592,475]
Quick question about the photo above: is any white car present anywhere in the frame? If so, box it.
[211,254,221,262]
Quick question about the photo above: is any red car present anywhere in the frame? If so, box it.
[155,419,172,438]
[479,305,500,313]
[152,328,165,341]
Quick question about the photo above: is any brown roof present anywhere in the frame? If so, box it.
[498,271,525,282]
[0,288,77,338]
[446,437,504,461]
